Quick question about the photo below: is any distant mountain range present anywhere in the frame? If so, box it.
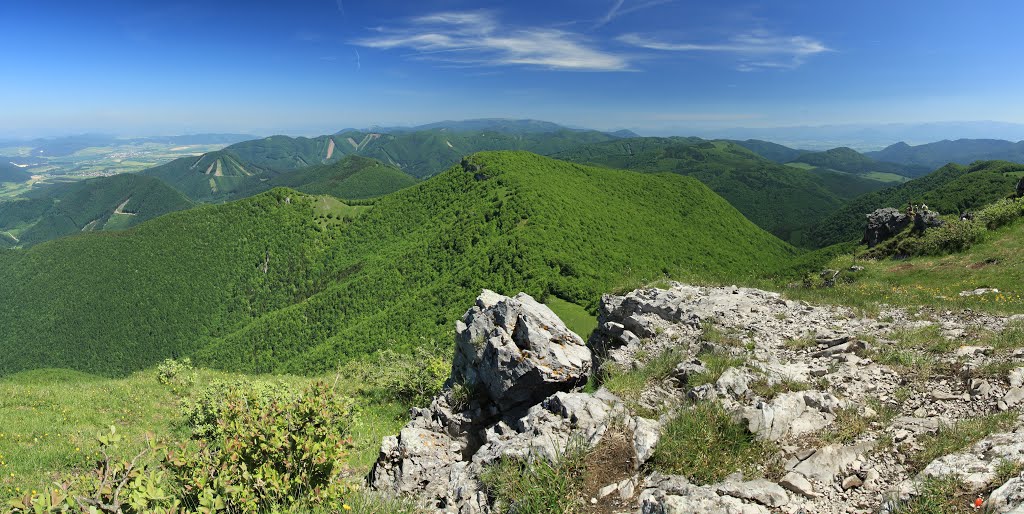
[686,121,1024,151]
[866,139,1024,169]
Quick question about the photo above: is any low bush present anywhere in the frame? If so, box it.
[10,382,358,514]
[976,198,1024,230]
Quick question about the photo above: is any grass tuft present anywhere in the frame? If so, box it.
[650,401,776,484]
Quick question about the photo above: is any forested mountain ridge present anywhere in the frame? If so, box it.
[0,151,794,377]
[226,128,626,178]
[730,139,809,163]
[550,137,890,244]
[788,146,930,177]
[0,174,193,247]
[0,161,32,183]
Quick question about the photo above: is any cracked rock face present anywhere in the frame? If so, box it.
[452,290,592,413]
[864,207,911,247]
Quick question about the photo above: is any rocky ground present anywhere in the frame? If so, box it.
[368,284,1024,513]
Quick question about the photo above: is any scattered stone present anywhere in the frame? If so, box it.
[780,472,817,498]
[960,288,1001,297]
[793,443,874,482]
[956,345,994,357]
[918,432,1024,490]
[1010,368,1024,388]
[1003,387,1024,409]
[599,483,618,498]
[842,475,864,491]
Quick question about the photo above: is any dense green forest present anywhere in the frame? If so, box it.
[227,128,625,178]
[804,160,1024,247]
[0,151,794,377]
[788,146,930,177]
[550,137,889,244]
[0,162,32,183]
[867,139,1024,168]
[268,155,418,199]
[0,174,193,247]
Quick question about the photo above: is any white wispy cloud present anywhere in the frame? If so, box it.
[595,0,674,29]
[618,31,830,70]
[353,11,631,71]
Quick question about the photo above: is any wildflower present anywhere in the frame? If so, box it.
[343,505,352,511]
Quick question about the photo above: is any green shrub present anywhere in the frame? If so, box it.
[156,358,196,393]
[917,219,985,255]
[179,378,296,439]
[977,198,1024,230]
[164,381,354,513]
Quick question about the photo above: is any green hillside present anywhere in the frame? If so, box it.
[227,128,624,178]
[140,150,273,202]
[269,155,418,199]
[0,174,193,247]
[550,137,886,244]
[789,146,930,177]
[804,160,1024,247]
[0,151,793,377]
[0,162,32,183]
[867,139,1024,169]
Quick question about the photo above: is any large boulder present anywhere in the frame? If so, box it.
[369,290,600,513]
[452,290,592,413]
[913,209,944,232]
[863,207,911,247]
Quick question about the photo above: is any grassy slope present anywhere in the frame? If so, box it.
[269,155,418,199]
[0,151,793,377]
[0,367,406,498]
[784,215,1024,315]
[805,161,1024,248]
[550,137,875,244]
[3,174,193,247]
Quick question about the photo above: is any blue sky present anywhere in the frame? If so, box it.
[1,0,1023,137]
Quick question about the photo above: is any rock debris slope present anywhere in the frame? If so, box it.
[369,284,1024,513]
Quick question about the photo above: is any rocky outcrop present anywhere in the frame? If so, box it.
[1017,176,1024,198]
[369,284,1024,513]
[370,290,651,513]
[864,207,911,247]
